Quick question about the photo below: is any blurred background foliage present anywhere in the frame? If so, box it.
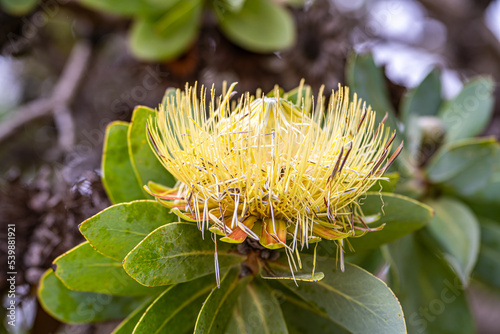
[1,0,500,333]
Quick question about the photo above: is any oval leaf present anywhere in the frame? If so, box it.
[111,298,155,334]
[345,53,399,133]
[216,0,295,52]
[129,0,203,61]
[38,270,144,324]
[0,0,37,16]
[224,279,288,334]
[387,234,475,334]
[79,0,143,16]
[474,216,500,290]
[277,255,406,334]
[134,275,216,333]
[458,169,500,221]
[128,106,176,189]
[400,68,442,122]
[438,76,494,143]
[102,122,147,204]
[349,192,432,252]
[53,242,163,296]
[426,137,500,196]
[424,197,480,284]
[194,266,251,334]
[123,223,245,286]
[367,172,399,193]
[277,289,350,334]
[79,200,177,261]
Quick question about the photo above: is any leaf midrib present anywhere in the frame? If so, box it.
[247,285,270,334]
[153,284,213,334]
[316,280,388,323]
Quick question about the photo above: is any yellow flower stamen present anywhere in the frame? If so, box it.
[146,81,402,258]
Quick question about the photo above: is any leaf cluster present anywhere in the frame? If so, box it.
[79,0,300,61]
[347,52,500,334]
[38,89,436,333]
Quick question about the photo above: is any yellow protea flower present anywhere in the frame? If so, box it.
[146,82,402,265]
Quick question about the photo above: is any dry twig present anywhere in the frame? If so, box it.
[0,40,92,149]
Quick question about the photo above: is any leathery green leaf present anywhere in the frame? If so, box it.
[426,137,500,197]
[129,0,202,61]
[38,270,145,324]
[273,286,350,334]
[53,242,163,296]
[345,53,399,134]
[111,297,156,334]
[79,200,177,261]
[134,275,216,334]
[349,192,432,252]
[224,279,288,334]
[438,76,494,143]
[128,106,176,190]
[194,266,251,334]
[367,172,399,193]
[102,121,146,204]
[387,234,474,334]
[0,0,37,16]
[283,83,313,113]
[424,197,480,285]
[400,68,442,122]
[458,169,500,221]
[345,248,385,274]
[474,216,500,290]
[216,0,295,52]
[123,223,245,286]
[277,254,406,334]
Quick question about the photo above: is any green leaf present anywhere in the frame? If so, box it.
[367,172,399,193]
[350,192,433,252]
[438,77,494,143]
[38,270,144,324]
[215,0,246,12]
[194,266,251,334]
[161,88,178,107]
[216,0,295,52]
[345,248,385,274]
[129,0,203,61]
[79,0,142,16]
[400,68,442,123]
[426,137,500,196]
[283,84,313,113]
[424,197,480,284]
[387,234,475,334]
[123,223,245,286]
[224,279,288,334]
[128,106,176,189]
[277,255,406,334]
[461,170,500,221]
[345,53,399,133]
[142,0,183,12]
[53,242,164,296]
[278,291,350,334]
[79,200,177,261]
[311,193,432,258]
[0,0,37,16]
[111,297,155,334]
[474,216,500,290]
[79,0,181,17]
[133,275,215,334]
[102,122,146,204]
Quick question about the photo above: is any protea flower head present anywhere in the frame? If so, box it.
[146,82,402,266]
